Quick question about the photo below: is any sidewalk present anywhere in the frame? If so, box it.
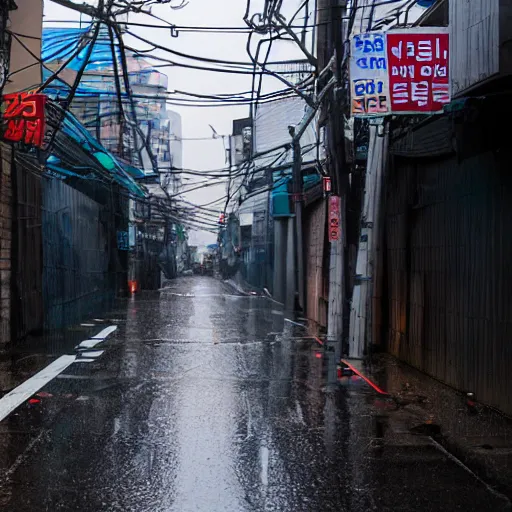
[352,353,512,499]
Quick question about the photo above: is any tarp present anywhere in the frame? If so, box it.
[37,28,147,197]
[41,27,167,97]
[51,109,146,197]
[270,170,320,218]
[42,26,119,72]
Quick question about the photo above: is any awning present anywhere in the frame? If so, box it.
[57,107,147,197]
[118,160,146,180]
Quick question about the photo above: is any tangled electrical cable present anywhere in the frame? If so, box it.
[34,0,418,238]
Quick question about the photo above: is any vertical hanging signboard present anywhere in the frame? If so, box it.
[350,28,450,116]
[350,32,390,116]
[386,28,449,113]
[328,195,341,242]
[1,92,47,147]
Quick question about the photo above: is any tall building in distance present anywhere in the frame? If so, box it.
[41,27,182,197]
[42,27,185,288]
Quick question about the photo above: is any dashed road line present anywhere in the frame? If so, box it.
[91,325,117,340]
[0,324,117,423]
[0,355,76,423]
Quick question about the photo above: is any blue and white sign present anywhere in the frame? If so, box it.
[350,32,390,116]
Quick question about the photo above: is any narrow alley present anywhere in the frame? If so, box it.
[0,277,508,512]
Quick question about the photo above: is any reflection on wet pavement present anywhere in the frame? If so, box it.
[0,277,509,511]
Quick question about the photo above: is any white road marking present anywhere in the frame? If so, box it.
[76,339,102,349]
[91,325,117,340]
[80,323,95,327]
[81,350,104,358]
[284,318,305,327]
[260,444,269,486]
[5,428,47,477]
[430,438,511,505]
[57,374,92,379]
[0,355,76,422]
[0,325,117,423]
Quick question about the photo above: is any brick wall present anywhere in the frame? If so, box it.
[0,143,12,343]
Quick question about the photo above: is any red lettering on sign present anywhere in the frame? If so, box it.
[328,195,341,242]
[387,32,449,112]
[2,92,47,147]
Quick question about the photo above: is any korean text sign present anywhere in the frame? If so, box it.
[387,28,449,113]
[350,32,390,116]
[1,92,47,147]
[328,195,341,242]
[350,28,450,116]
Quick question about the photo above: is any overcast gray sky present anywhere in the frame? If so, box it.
[44,0,257,245]
[42,0,424,245]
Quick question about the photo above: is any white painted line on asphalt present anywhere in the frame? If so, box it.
[81,350,104,358]
[80,323,95,327]
[57,374,93,379]
[284,318,305,327]
[260,445,269,486]
[430,438,511,505]
[76,339,102,349]
[91,325,117,340]
[74,359,96,363]
[0,355,76,423]
[5,428,47,477]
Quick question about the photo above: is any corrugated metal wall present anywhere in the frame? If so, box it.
[450,0,500,96]
[132,222,164,290]
[385,145,512,416]
[305,199,327,328]
[42,179,114,329]
[13,160,43,338]
[0,144,13,344]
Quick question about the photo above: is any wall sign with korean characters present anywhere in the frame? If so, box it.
[350,27,450,116]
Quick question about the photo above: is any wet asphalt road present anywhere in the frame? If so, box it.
[0,276,510,511]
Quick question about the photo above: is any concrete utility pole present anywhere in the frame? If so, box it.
[325,0,347,360]
[348,119,388,358]
[285,79,335,313]
[290,127,305,312]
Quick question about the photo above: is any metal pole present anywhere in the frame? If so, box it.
[292,135,305,313]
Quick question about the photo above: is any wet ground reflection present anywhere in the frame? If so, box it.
[0,277,509,511]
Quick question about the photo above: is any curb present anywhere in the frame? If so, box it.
[434,433,512,503]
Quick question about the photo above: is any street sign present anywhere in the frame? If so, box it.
[328,195,341,242]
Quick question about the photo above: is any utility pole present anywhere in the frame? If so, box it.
[290,127,304,313]
[325,0,347,360]
[283,77,335,313]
